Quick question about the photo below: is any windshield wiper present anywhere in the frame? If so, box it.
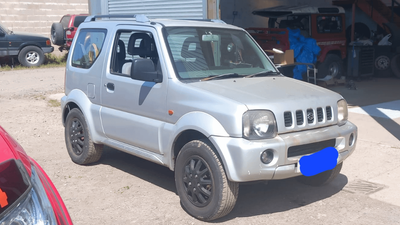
[244,70,280,78]
[201,73,241,81]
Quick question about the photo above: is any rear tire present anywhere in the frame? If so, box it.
[65,108,103,164]
[175,140,238,221]
[51,22,64,46]
[375,55,391,77]
[297,162,343,186]
[317,54,344,79]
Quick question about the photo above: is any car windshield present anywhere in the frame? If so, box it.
[0,24,10,34]
[164,27,277,81]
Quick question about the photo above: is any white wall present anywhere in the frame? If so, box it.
[0,0,88,38]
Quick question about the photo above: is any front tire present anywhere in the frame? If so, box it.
[175,140,238,221]
[317,54,344,79]
[65,108,103,165]
[297,162,343,186]
[18,46,45,67]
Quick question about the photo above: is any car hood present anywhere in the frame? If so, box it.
[8,32,49,41]
[187,76,342,110]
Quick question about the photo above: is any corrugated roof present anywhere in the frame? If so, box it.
[253,5,345,18]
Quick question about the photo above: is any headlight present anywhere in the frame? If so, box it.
[243,110,277,140]
[337,99,348,126]
[0,160,57,225]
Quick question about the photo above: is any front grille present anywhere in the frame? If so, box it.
[307,109,314,124]
[296,110,304,125]
[287,139,336,157]
[284,111,292,127]
[283,105,333,129]
[317,108,323,122]
[326,106,332,120]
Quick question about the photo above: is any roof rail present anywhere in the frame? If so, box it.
[85,14,150,23]
[177,19,226,24]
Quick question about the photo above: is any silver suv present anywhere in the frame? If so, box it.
[61,15,357,221]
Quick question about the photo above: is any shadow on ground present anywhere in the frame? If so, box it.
[215,174,347,222]
[329,77,400,141]
[97,146,348,221]
[98,146,176,193]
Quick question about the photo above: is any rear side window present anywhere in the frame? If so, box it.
[60,16,71,28]
[71,29,107,69]
[317,15,342,33]
[73,16,87,28]
[110,30,159,76]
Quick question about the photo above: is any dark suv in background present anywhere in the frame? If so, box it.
[51,14,88,52]
[0,23,53,67]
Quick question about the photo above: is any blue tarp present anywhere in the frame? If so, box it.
[288,28,321,80]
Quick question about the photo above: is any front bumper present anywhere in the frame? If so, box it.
[210,122,357,182]
[42,46,54,53]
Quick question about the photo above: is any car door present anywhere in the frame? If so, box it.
[0,25,8,57]
[100,25,168,154]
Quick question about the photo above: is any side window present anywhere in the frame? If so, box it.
[60,16,71,28]
[73,16,88,28]
[317,16,342,33]
[110,30,159,77]
[71,29,106,69]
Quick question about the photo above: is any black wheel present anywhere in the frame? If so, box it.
[297,162,343,186]
[18,46,45,67]
[317,54,344,79]
[390,54,400,78]
[175,140,238,221]
[375,55,390,71]
[51,23,64,46]
[65,108,103,165]
[374,54,391,77]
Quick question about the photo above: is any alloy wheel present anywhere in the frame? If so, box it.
[182,156,213,207]
[69,118,85,155]
[25,51,40,65]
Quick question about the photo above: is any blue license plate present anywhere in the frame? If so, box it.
[299,147,338,176]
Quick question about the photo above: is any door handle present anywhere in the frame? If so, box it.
[105,83,115,91]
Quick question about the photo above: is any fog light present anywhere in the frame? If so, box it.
[260,150,274,164]
[349,133,355,146]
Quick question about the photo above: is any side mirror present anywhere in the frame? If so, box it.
[131,58,162,83]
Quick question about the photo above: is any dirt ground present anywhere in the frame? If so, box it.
[1,67,400,224]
